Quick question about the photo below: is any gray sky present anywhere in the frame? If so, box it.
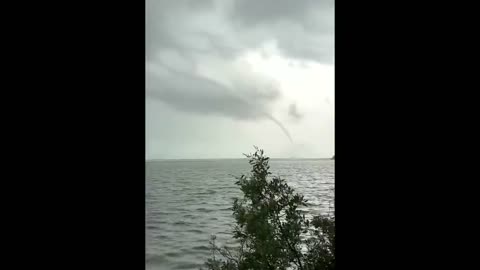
[146,0,334,159]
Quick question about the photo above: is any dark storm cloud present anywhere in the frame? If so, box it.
[146,65,278,120]
[147,0,334,63]
[145,0,216,60]
[230,0,327,26]
[229,0,334,63]
[146,65,293,142]
[274,27,333,64]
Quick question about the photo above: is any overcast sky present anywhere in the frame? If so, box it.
[146,0,334,159]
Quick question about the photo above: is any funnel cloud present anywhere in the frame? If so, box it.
[147,63,294,143]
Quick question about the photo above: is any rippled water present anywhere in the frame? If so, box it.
[146,159,334,270]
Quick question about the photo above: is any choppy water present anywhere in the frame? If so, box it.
[146,159,334,270]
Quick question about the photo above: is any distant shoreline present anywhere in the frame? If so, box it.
[146,158,334,162]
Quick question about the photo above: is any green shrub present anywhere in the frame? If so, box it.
[202,147,335,270]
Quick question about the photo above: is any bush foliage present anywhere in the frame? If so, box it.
[202,147,335,270]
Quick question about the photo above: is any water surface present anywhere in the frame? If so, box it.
[146,159,334,270]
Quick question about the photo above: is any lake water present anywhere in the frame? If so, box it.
[146,159,334,270]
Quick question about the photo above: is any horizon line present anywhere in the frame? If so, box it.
[146,157,334,161]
